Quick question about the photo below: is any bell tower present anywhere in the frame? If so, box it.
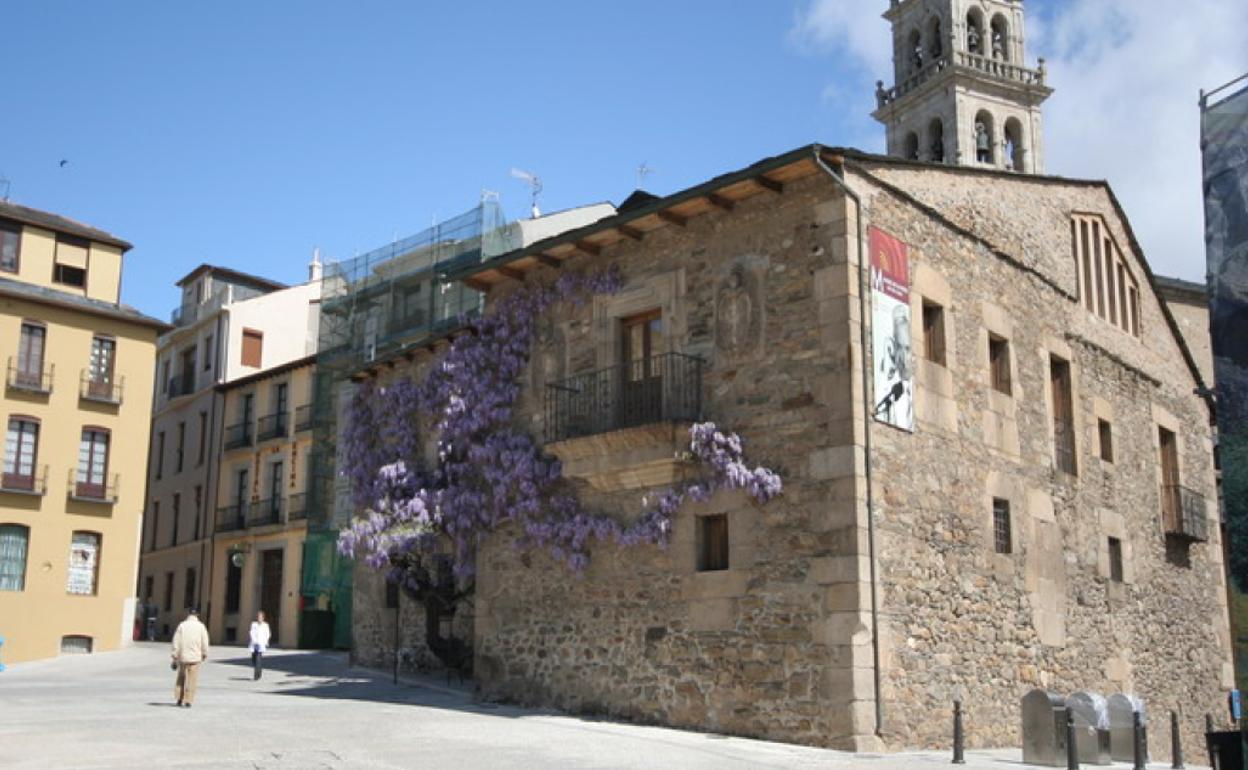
[872,0,1053,173]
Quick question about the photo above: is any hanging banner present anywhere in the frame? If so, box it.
[67,533,99,595]
[1202,77,1248,691]
[869,226,914,432]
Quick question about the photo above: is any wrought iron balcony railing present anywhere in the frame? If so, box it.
[216,501,250,533]
[294,404,312,433]
[288,493,308,521]
[68,469,119,503]
[256,413,289,442]
[7,358,53,394]
[249,497,285,528]
[1,465,47,496]
[80,371,123,404]
[223,422,254,450]
[545,353,703,443]
[166,371,196,399]
[1161,484,1209,542]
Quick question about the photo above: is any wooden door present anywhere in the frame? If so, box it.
[619,310,662,427]
[259,549,284,645]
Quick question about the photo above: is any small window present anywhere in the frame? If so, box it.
[175,421,186,473]
[67,532,102,596]
[0,524,30,591]
[988,334,1011,395]
[1108,537,1124,583]
[203,334,214,371]
[197,411,208,466]
[697,514,729,572]
[241,328,264,368]
[60,635,93,654]
[164,571,174,611]
[992,498,1012,554]
[385,579,399,609]
[155,431,165,480]
[193,485,202,541]
[53,234,89,288]
[143,574,154,601]
[0,218,20,272]
[184,567,196,609]
[149,501,160,552]
[1098,419,1114,463]
[1050,356,1077,476]
[922,300,946,366]
[171,493,181,546]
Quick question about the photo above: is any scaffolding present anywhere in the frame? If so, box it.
[301,201,513,649]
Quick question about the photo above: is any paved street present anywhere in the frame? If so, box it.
[0,644,1206,769]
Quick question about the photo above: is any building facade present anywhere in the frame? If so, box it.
[0,201,163,663]
[207,355,314,648]
[137,265,319,639]
[345,145,1231,756]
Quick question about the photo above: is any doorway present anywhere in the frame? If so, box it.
[259,548,284,646]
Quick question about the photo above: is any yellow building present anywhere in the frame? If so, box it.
[207,355,314,647]
[0,200,163,664]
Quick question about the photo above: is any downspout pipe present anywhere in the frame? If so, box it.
[813,148,884,739]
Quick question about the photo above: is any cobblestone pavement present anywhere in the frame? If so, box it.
[0,644,1208,769]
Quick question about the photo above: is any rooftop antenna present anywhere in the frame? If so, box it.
[481,189,500,204]
[637,162,654,190]
[510,167,543,218]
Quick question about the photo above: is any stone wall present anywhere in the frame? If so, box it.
[473,173,876,749]
[854,161,1231,757]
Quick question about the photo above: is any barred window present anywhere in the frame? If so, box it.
[992,498,1012,555]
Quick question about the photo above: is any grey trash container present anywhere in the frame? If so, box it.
[1107,693,1147,762]
[1021,688,1069,767]
[1067,691,1112,765]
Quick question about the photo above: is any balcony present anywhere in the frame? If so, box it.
[1,465,48,496]
[216,502,250,533]
[544,353,703,491]
[249,497,285,528]
[6,358,53,395]
[223,422,254,451]
[288,493,308,521]
[80,371,124,405]
[1162,485,1209,542]
[166,370,196,399]
[876,51,1048,110]
[68,470,118,503]
[294,404,312,433]
[256,413,289,442]
[171,302,199,327]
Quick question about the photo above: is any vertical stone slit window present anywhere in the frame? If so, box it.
[992,498,1012,554]
[988,334,1011,395]
[697,514,729,572]
[1049,356,1077,476]
[922,300,947,366]
[1098,419,1114,463]
[1108,537,1124,583]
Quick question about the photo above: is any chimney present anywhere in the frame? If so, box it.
[309,247,323,282]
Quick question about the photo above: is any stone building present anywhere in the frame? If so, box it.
[342,144,1231,755]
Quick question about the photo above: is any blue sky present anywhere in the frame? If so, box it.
[2,1,1244,318]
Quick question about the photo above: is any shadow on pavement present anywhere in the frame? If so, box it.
[211,651,511,716]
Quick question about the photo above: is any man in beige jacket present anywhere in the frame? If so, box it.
[171,608,210,707]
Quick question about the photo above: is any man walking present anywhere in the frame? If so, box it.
[171,608,210,707]
[248,611,271,680]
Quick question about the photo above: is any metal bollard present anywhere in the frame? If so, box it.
[1066,707,1079,770]
[952,699,965,764]
[1132,709,1146,770]
[1171,710,1184,769]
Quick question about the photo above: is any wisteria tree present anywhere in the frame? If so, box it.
[336,265,781,664]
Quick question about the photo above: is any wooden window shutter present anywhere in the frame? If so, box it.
[241,329,263,368]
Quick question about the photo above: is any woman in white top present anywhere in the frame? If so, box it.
[249,611,271,680]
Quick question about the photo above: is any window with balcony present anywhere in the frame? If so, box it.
[52,234,88,288]
[259,382,289,441]
[83,335,120,403]
[1050,356,1076,475]
[0,218,20,273]
[75,427,111,500]
[3,417,40,492]
[12,321,49,392]
[1158,426,1207,542]
[0,524,30,591]
[67,531,101,595]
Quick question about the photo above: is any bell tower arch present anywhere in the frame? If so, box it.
[872,0,1053,173]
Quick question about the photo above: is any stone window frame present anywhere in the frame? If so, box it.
[1041,337,1080,479]
[1091,397,1114,466]
[991,498,1013,555]
[983,471,1023,574]
[911,264,957,433]
[1096,508,1134,585]
[591,268,687,371]
[696,514,729,572]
